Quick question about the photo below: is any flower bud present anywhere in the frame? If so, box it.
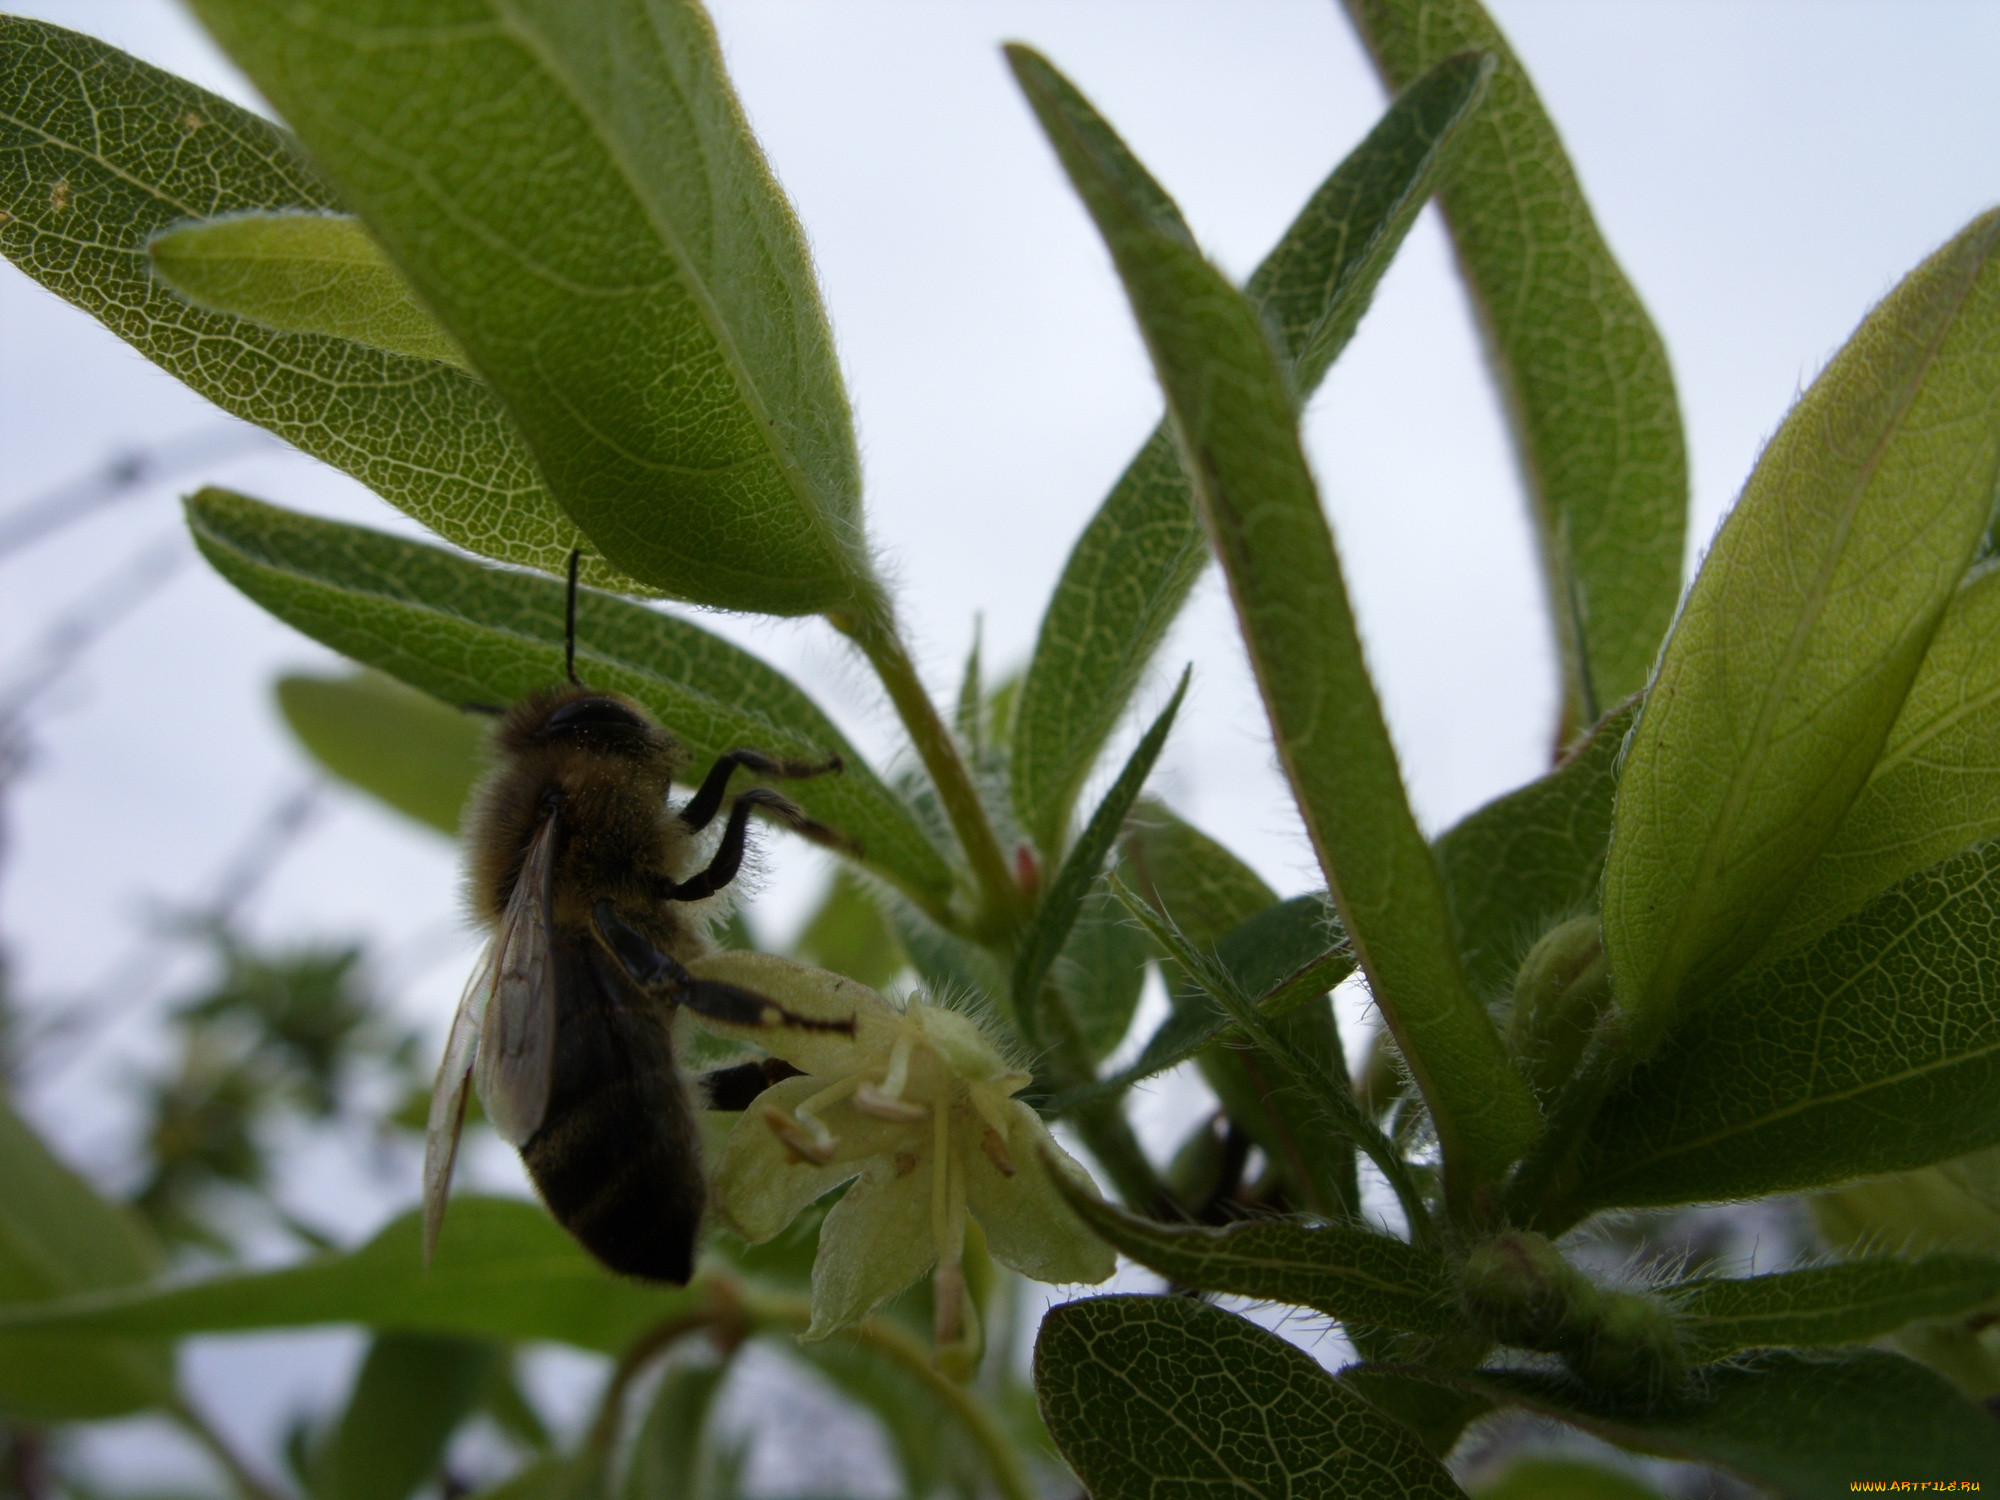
[1509,916,1612,1098]
[1459,1231,1686,1407]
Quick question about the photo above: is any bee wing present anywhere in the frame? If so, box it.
[473,809,561,1148]
[422,933,499,1266]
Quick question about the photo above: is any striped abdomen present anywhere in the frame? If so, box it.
[520,928,704,1284]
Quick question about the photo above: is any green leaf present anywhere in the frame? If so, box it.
[1012,670,1187,1046]
[1604,210,2000,1046]
[1341,0,1687,724]
[1046,929,1336,1113]
[1061,890,1353,1102]
[790,868,907,991]
[1214,894,1354,1019]
[1567,838,2000,1218]
[277,669,487,835]
[1053,877,1152,1062]
[331,1334,496,1500]
[1060,1193,1458,1334]
[1815,1145,2000,1261]
[1665,1254,2000,1363]
[0,1101,175,1420]
[1473,1458,1663,1500]
[1035,1296,1465,1500]
[150,211,466,368]
[1008,45,1535,1191]
[0,18,631,591]
[1767,561,2000,959]
[1435,699,1636,1000]
[1380,1349,2000,1496]
[1117,880,1425,1235]
[1113,807,1358,1218]
[189,0,870,615]
[1122,799,1278,947]
[624,1360,727,1500]
[0,1196,696,1354]
[1010,50,1495,856]
[188,490,951,908]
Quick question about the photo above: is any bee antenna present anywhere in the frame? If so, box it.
[564,549,582,685]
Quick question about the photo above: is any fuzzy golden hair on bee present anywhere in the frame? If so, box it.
[463,683,696,931]
[424,552,856,1286]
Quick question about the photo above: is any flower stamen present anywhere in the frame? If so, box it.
[763,1105,837,1165]
[854,1081,929,1122]
[879,1021,918,1099]
[979,1123,1017,1177]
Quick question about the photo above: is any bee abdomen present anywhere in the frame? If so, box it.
[522,936,706,1284]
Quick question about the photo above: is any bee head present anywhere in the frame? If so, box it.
[500,684,679,764]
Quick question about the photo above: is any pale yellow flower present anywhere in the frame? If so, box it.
[685,952,1114,1356]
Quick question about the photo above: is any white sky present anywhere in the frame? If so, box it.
[3,0,1999,1483]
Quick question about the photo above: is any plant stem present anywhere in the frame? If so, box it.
[745,1292,1034,1500]
[1503,1024,1628,1233]
[831,601,1020,938]
[583,1304,724,1467]
[171,1398,289,1500]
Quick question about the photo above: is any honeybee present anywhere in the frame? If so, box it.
[424,554,855,1284]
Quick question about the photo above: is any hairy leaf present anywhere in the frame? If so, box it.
[1380,1350,2000,1496]
[1013,671,1187,1046]
[190,0,870,614]
[1054,877,1153,1062]
[277,669,488,836]
[1768,563,2000,958]
[0,1197,696,1354]
[1569,838,2000,1217]
[1604,210,2000,1045]
[1062,1193,1458,1334]
[0,1102,173,1421]
[1117,880,1427,1234]
[0,18,628,589]
[189,490,951,907]
[150,211,466,367]
[1341,0,1687,722]
[1665,1254,2000,1362]
[1009,45,1535,1187]
[1435,699,1635,1000]
[790,868,907,991]
[1010,50,1495,854]
[331,1334,496,1500]
[1116,806,1357,1216]
[1035,1296,1465,1500]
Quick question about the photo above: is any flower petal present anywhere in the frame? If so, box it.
[686,952,902,1073]
[804,1154,938,1340]
[964,1106,1115,1287]
[710,1075,869,1242]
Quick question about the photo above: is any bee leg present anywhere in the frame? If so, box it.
[657,788,853,904]
[698,1056,806,1111]
[591,901,855,1035]
[679,748,844,832]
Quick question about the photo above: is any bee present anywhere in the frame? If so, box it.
[423,553,855,1284]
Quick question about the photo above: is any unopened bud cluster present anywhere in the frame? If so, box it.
[1458,1230,1685,1404]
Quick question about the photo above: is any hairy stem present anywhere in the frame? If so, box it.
[583,1304,725,1468]
[1503,1020,1630,1233]
[831,602,1020,938]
